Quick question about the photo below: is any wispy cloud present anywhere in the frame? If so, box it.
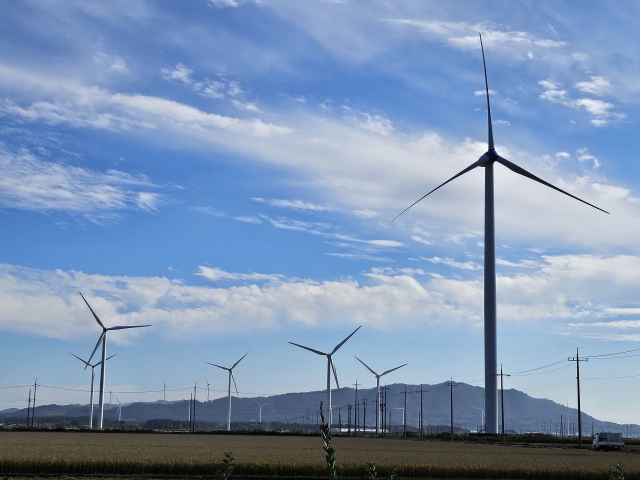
[422,256,481,270]
[539,79,625,127]
[0,147,160,221]
[196,266,283,282]
[385,19,565,58]
[93,52,129,73]
[252,197,337,212]
[189,206,262,224]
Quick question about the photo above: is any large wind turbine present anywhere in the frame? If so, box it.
[393,33,608,434]
[81,292,151,429]
[355,356,406,435]
[206,351,249,431]
[289,326,361,430]
[69,352,117,429]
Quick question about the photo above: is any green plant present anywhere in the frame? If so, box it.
[389,465,398,480]
[319,402,337,479]
[215,452,234,480]
[611,463,624,480]
[365,462,378,480]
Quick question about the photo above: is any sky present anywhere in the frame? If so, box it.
[1,0,640,425]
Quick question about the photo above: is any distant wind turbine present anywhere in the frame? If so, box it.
[69,352,117,429]
[81,292,151,429]
[206,351,249,431]
[392,33,608,434]
[355,356,406,435]
[255,399,270,423]
[289,326,361,430]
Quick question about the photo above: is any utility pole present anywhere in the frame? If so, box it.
[401,386,411,437]
[568,349,588,446]
[561,415,563,438]
[31,379,37,428]
[348,403,352,436]
[26,389,31,427]
[355,400,359,435]
[415,385,427,438]
[381,386,389,435]
[362,397,367,435]
[192,383,197,432]
[495,365,510,436]
[353,380,360,435]
[445,378,458,438]
[189,393,192,431]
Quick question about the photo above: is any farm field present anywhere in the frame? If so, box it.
[0,431,637,471]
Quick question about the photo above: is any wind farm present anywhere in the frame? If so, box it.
[2,1,640,479]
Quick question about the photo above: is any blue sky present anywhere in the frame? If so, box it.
[1,0,640,424]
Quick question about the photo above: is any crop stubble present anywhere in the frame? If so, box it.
[0,431,637,471]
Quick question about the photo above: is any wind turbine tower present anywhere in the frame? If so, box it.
[393,33,608,434]
[289,326,361,430]
[255,399,270,423]
[206,352,249,431]
[81,292,151,429]
[69,352,117,429]
[355,356,407,434]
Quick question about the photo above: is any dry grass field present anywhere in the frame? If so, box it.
[0,431,637,472]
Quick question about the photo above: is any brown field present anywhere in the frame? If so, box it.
[0,431,637,472]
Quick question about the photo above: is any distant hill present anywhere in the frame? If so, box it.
[1,382,635,435]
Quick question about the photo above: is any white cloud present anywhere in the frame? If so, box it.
[196,266,283,282]
[575,76,611,96]
[228,81,244,96]
[422,256,481,270]
[230,99,261,112]
[474,89,496,96]
[353,209,379,218]
[411,235,432,246]
[538,79,625,127]
[93,53,129,74]
[1,63,639,251]
[576,148,600,169]
[4,254,640,339]
[0,65,290,137]
[385,20,565,58]
[0,147,160,221]
[252,197,337,212]
[189,206,262,224]
[161,64,194,84]
[208,0,240,7]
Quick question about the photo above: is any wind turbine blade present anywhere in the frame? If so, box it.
[380,363,408,377]
[79,292,105,329]
[496,156,609,214]
[331,325,362,355]
[86,331,105,368]
[392,154,490,222]
[231,371,239,396]
[479,32,494,150]
[105,353,119,361]
[107,325,151,331]
[355,356,378,376]
[205,362,230,371]
[331,359,340,390]
[232,351,250,369]
[69,352,90,367]
[288,342,327,356]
